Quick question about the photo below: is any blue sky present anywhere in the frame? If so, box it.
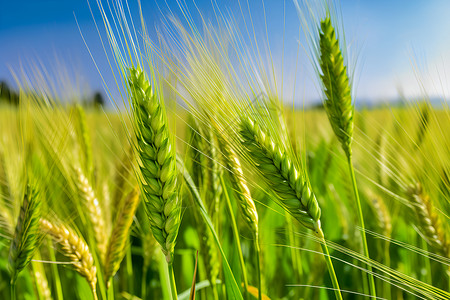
[1,0,450,105]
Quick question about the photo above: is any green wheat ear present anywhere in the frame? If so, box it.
[128,67,181,263]
[8,185,42,284]
[319,16,354,158]
[240,117,321,232]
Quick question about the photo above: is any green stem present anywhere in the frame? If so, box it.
[348,156,376,298]
[211,277,219,300]
[11,280,16,300]
[383,241,391,299]
[47,240,64,300]
[158,253,170,300]
[221,175,249,300]
[126,245,133,294]
[142,265,147,300]
[168,262,178,300]
[286,213,302,299]
[316,228,343,300]
[107,280,114,300]
[254,233,262,300]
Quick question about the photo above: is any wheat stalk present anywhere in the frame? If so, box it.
[40,218,98,299]
[104,186,140,287]
[8,185,41,285]
[318,16,376,297]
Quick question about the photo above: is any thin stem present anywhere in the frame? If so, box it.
[107,280,114,300]
[158,253,170,300]
[348,156,376,298]
[220,175,249,300]
[254,233,262,300]
[168,262,178,300]
[11,280,16,300]
[287,213,302,299]
[47,240,64,300]
[383,241,391,299]
[316,228,343,300]
[126,246,133,294]
[142,265,147,300]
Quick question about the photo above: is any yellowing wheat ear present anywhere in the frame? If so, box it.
[104,187,140,287]
[40,219,98,299]
[408,183,449,256]
[128,67,181,264]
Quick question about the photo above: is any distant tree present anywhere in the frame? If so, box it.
[92,92,105,108]
[0,81,11,101]
[0,81,19,105]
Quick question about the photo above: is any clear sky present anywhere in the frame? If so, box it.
[1,0,450,105]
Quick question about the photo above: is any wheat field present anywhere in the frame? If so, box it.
[1,0,450,299]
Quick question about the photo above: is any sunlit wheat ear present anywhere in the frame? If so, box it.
[319,17,353,158]
[240,117,321,232]
[40,218,98,298]
[220,137,258,235]
[408,183,449,256]
[128,67,181,263]
[104,187,140,287]
[8,185,41,284]
[75,167,107,261]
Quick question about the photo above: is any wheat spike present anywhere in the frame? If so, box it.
[8,185,41,284]
[408,183,449,256]
[40,218,98,298]
[220,137,258,235]
[319,17,353,158]
[128,67,181,263]
[75,167,107,261]
[240,117,321,232]
[104,187,140,286]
